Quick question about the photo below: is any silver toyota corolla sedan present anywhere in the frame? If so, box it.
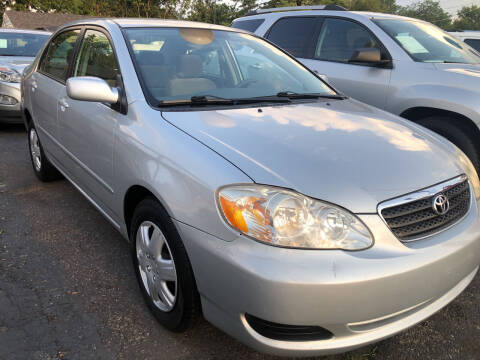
[21,19,480,356]
[0,29,50,123]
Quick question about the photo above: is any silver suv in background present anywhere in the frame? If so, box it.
[0,29,50,123]
[233,6,480,176]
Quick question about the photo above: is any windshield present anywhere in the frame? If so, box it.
[374,19,480,64]
[0,32,50,57]
[124,28,336,104]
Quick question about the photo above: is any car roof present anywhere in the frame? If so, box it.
[234,9,424,24]
[0,28,51,35]
[57,18,246,33]
[449,31,480,38]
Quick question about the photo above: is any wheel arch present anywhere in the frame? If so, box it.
[123,184,176,238]
[401,107,480,145]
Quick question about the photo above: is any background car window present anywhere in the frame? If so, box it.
[231,19,265,33]
[266,17,318,58]
[315,18,382,62]
[39,30,80,82]
[464,39,480,53]
[74,30,119,87]
[0,32,49,57]
[374,19,480,64]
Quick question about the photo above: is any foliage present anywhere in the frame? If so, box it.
[260,0,396,13]
[452,5,480,31]
[396,0,452,29]
[0,0,478,31]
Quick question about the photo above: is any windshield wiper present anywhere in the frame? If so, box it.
[158,95,233,106]
[276,91,346,100]
[158,94,291,107]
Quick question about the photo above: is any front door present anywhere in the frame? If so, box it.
[301,17,392,110]
[57,28,122,217]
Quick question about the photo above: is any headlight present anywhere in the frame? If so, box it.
[217,185,373,250]
[0,67,21,83]
[455,147,480,200]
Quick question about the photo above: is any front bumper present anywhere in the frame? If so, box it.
[175,195,480,356]
[0,81,21,123]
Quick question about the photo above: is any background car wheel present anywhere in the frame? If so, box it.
[416,116,480,178]
[130,197,200,332]
[27,123,62,182]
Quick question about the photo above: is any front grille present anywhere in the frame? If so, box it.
[380,178,470,241]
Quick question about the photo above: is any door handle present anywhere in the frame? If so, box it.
[59,98,69,111]
[31,82,38,92]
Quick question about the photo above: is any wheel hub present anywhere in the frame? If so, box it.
[136,221,177,312]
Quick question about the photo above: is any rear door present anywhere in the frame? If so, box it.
[29,29,81,161]
[57,27,123,217]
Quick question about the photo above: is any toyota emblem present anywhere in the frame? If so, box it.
[432,194,449,215]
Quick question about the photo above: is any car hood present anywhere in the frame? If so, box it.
[433,62,480,86]
[162,99,464,213]
[0,56,35,72]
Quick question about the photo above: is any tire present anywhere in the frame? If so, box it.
[27,122,62,182]
[130,197,200,332]
[416,116,480,178]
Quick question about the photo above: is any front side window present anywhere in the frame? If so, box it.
[374,19,480,64]
[266,17,318,58]
[315,18,384,62]
[124,28,335,104]
[464,39,480,53]
[74,29,119,87]
[39,29,80,82]
[0,31,49,57]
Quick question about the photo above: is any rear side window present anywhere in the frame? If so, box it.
[315,18,383,62]
[465,39,480,53]
[231,19,265,33]
[39,29,80,82]
[266,17,318,58]
[74,29,119,87]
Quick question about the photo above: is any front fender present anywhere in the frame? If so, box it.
[389,85,480,127]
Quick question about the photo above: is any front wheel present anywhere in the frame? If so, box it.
[130,198,200,331]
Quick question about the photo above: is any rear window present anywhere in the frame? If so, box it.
[266,17,318,58]
[231,19,265,33]
[465,39,480,53]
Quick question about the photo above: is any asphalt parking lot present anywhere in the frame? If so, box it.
[1,123,479,360]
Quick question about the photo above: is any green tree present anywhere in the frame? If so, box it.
[397,0,452,29]
[452,5,480,31]
[187,0,259,25]
[259,0,398,12]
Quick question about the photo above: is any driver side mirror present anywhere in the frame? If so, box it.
[67,76,119,104]
[349,48,391,67]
